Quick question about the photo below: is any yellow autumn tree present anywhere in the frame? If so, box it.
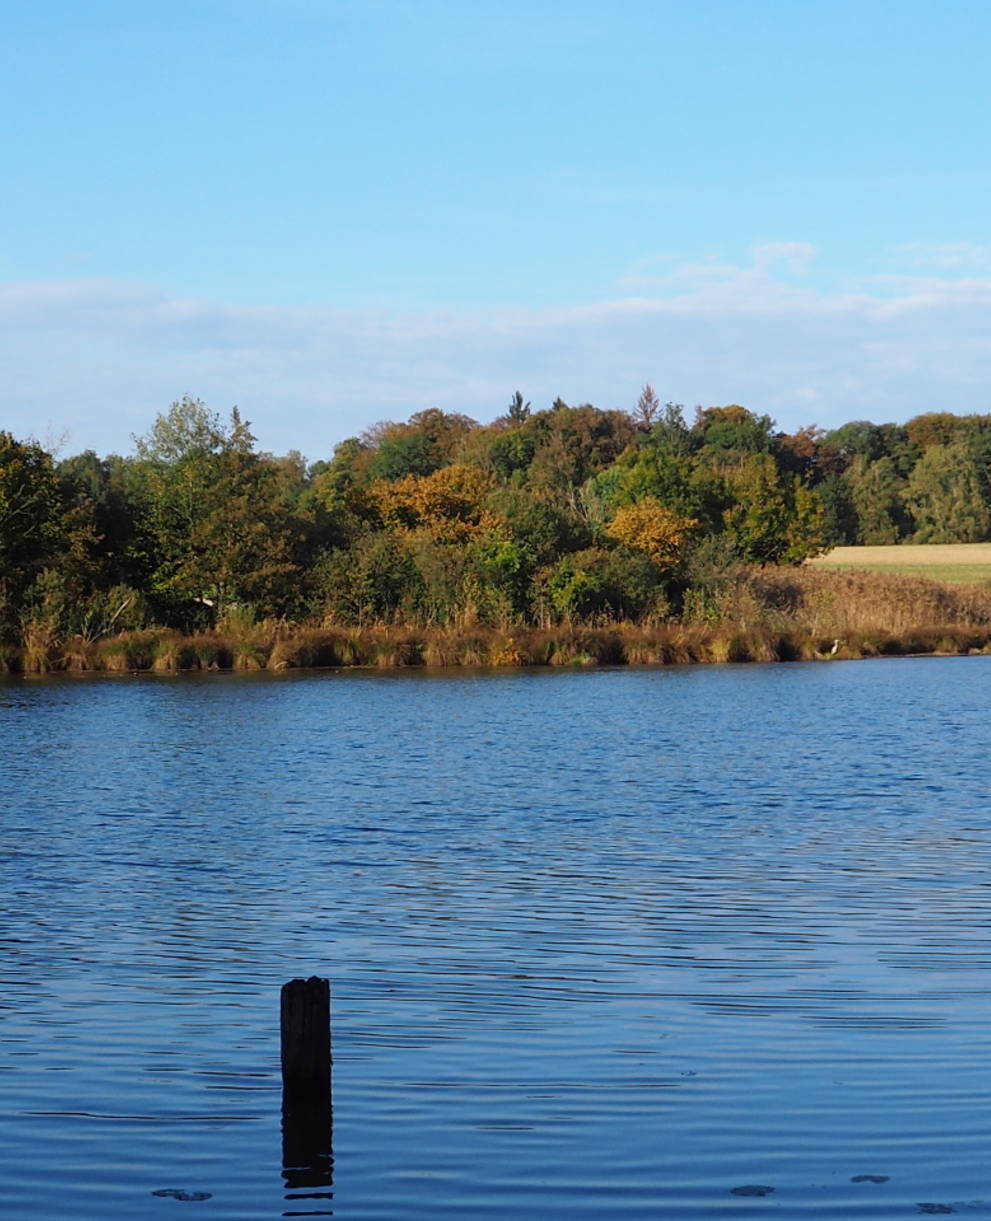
[604,497,696,569]
[370,463,501,543]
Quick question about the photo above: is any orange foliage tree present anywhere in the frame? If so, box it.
[370,463,502,543]
[604,497,696,570]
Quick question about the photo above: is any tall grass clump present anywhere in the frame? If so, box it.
[420,629,462,667]
[268,628,343,670]
[98,630,163,672]
[20,622,59,673]
[185,633,234,670]
[217,608,277,670]
[61,635,101,672]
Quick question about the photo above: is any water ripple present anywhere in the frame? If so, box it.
[1,659,990,1218]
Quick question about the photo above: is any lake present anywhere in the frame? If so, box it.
[2,659,990,1218]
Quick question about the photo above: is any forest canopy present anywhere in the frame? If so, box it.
[4,392,991,651]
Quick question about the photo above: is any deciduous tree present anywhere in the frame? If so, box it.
[604,497,696,570]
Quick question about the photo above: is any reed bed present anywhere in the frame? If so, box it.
[753,566,991,636]
[6,567,991,674]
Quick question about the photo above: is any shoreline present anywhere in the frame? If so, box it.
[5,621,991,676]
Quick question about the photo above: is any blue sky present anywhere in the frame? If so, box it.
[5,0,991,458]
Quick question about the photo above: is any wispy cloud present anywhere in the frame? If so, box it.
[885,241,991,271]
[752,241,818,274]
[5,250,991,459]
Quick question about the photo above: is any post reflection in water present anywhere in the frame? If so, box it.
[280,976,334,1215]
[281,1095,333,1211]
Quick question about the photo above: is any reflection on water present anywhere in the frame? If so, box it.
[282,1098,333,1214]
[1,659,990,1218]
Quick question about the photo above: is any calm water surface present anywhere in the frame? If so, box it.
[1,659,990,1218]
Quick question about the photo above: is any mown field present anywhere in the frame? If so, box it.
[809,543,991,584]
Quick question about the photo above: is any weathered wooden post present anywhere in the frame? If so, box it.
[281,977,333,1190]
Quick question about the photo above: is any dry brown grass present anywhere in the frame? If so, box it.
[21,624,57,673]
[61,635,100,672]
[754,565,991,637]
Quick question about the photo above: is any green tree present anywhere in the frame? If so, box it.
[463,537,534,625]
[826,420,916,477]
[487,486,588,562]
[364,410,476,481]
[816,472,858,545]
[525,405,637,506]
[366,430,441,481]
[507,391,531,425]
[718,453,792,563]
[545,547,664,621]
[904,442,991,542]
[132,400,299,618]
[134,395,253,462]
[648,401,694,456]
[487,427,537,480]
[596,445,700,520]
[316,532,422,624]
[58,450,144,588]
[0,432,64,633]
[709,453,827,565]
[694,405,775,453]
[844,455,908,544]
[782,477,829,564]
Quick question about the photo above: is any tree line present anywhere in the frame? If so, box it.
[3,392,991,651]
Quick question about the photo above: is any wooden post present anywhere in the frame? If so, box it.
[281,977,332,1098]
[281,977,333,1191]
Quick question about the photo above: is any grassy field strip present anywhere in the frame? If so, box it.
[810,543,991,584]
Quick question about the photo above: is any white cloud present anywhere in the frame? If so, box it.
[5,255,991,460]
[752,241,818,274]
[885,242,991,271]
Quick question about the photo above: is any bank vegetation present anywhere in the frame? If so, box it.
[4,392,991,673]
